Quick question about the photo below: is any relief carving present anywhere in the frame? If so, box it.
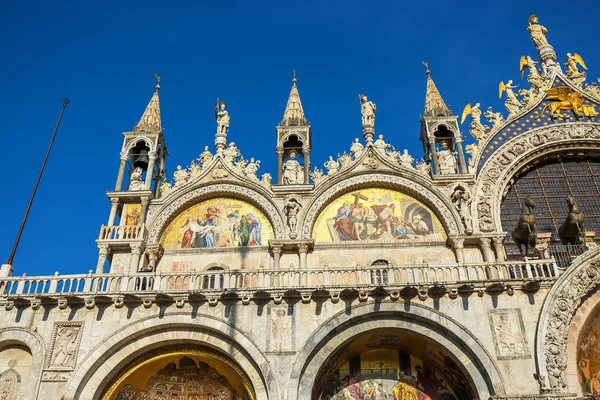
[488,309,530,359]
[47,322,83,371]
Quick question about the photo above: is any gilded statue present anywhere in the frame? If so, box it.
[499,80,522,118]
[461,103,488,141]
[535,87,590,120]
[214,100,230,134]
[359,94,376,126]
[565,53,587,88]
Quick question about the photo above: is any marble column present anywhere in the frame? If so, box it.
[272,246,282,269]
[276,147,284,185]
[298,244,309,270]
[492,237,506,262]
[96,245,110,274]
[455,136,468,173]
[302,146,310,184]
[144,153,157,190]
[129,243,143,274]
[452,238,465,263]
[429,138,440,175]
[107,198,120,226]
[115,156,128,191]
[479,238,495,262]
[140,198,150,224]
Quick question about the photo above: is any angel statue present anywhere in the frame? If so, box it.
[214,100,230,134]
[565,53,587,88]
[461,103,488,141]
[359,94,376,126]
[519,55,549,89]
[499,80,522,118]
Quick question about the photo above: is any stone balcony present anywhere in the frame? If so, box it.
[0,259,560,309]
[97,224,148,241]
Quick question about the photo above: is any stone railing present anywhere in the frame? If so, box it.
[0,259,559,300]
[98,224,147,241]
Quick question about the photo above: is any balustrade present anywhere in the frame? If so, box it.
[0,259,560,297]
[98,224,147,241]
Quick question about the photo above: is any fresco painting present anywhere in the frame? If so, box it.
[313,189,446,243]
[578,312,600,394]
[160,198,273,250]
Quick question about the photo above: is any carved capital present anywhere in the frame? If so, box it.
[130,243,143,254]
[146,245,164,262]
[298,244,309,254]
[491,236,505,246]
[271,245,283,256]
[120,152,129,161]
[98,244,110,256]
[479,238,492,249]
[110,198,120,206]
[451,238,465,249]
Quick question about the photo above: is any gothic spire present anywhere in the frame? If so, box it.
[134,75,163,133]
[422,62,452,117]
[280,71,307,126]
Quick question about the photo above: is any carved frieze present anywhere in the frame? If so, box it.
[46,322,84,372]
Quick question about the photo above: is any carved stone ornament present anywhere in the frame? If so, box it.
[475,124,600,232]
[46,322,84,371]
[537,247,600,392]
[211,164,230,180]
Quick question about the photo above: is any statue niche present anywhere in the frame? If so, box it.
[278,134,308,185]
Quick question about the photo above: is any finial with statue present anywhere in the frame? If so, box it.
[499,80,522,118]
[526,14,557,73]
[461,103,489,142]
[214,99,230,134]
[359,94,376,126]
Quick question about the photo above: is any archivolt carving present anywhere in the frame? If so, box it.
[301,171,461,239]
[147,183,285,243]
[475,123,600,232]
[535,246,600,392]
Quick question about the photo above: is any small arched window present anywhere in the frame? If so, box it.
[203,267,225,289]
[370,260,389,285]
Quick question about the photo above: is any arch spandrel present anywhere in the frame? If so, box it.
[147,183,285,244]
[302,172,462,239]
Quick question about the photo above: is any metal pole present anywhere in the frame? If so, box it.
[7,98,70,265]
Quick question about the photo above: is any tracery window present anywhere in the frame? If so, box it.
[500,155,600,255]
[203,267,225,289]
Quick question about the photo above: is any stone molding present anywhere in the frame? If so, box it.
[287,302,505,400]
[61,313,275,400]
[146,182,286,243]
[0,327,46,399]
[474,123,600,233]
[535,246,600,393]
[301,170,462,239]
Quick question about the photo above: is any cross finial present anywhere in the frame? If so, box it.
[154,73,161,92]
[292,70,297,86]
[422,61,431,75]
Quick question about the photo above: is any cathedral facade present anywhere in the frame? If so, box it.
[2,15,600,400]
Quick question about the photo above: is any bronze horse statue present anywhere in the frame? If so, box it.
[512,197,537,256]
[558,195,586,246]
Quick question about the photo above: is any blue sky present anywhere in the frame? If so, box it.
[2,1,599,276]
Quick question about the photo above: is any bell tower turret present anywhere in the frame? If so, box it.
[95,77,168,275]
[419,63,468,177]
[275,72,312,186]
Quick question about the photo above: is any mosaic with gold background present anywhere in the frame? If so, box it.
[160,198,273,250]
[313,189,446,243]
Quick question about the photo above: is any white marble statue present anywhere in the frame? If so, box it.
[465,143,479,170]
[244,158,260,181]
[199,146,213,167]
[283,151,303,184]
[373,134,389,154]
[350,138,364,159]
[437,141,458,175]
[484,107,505,130]
[399,149,414,168]
[310,166,325,184]
[452,188,473,234]
[261,173,272,188]
[188,160,201,179]
[284,199,302,234]
[159,178,173,197]
[173,165,189,187]
[415,159,431,176]
[324,156,339,175]
[337,152,352,170]
[526,15,549,50]
[223,142,240,164]
[233,156,248,176]
[214,101,230,134]
[359,94,376,125]
[128,167,145,191]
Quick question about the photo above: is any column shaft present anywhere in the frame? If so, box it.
[115,159,128,191]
